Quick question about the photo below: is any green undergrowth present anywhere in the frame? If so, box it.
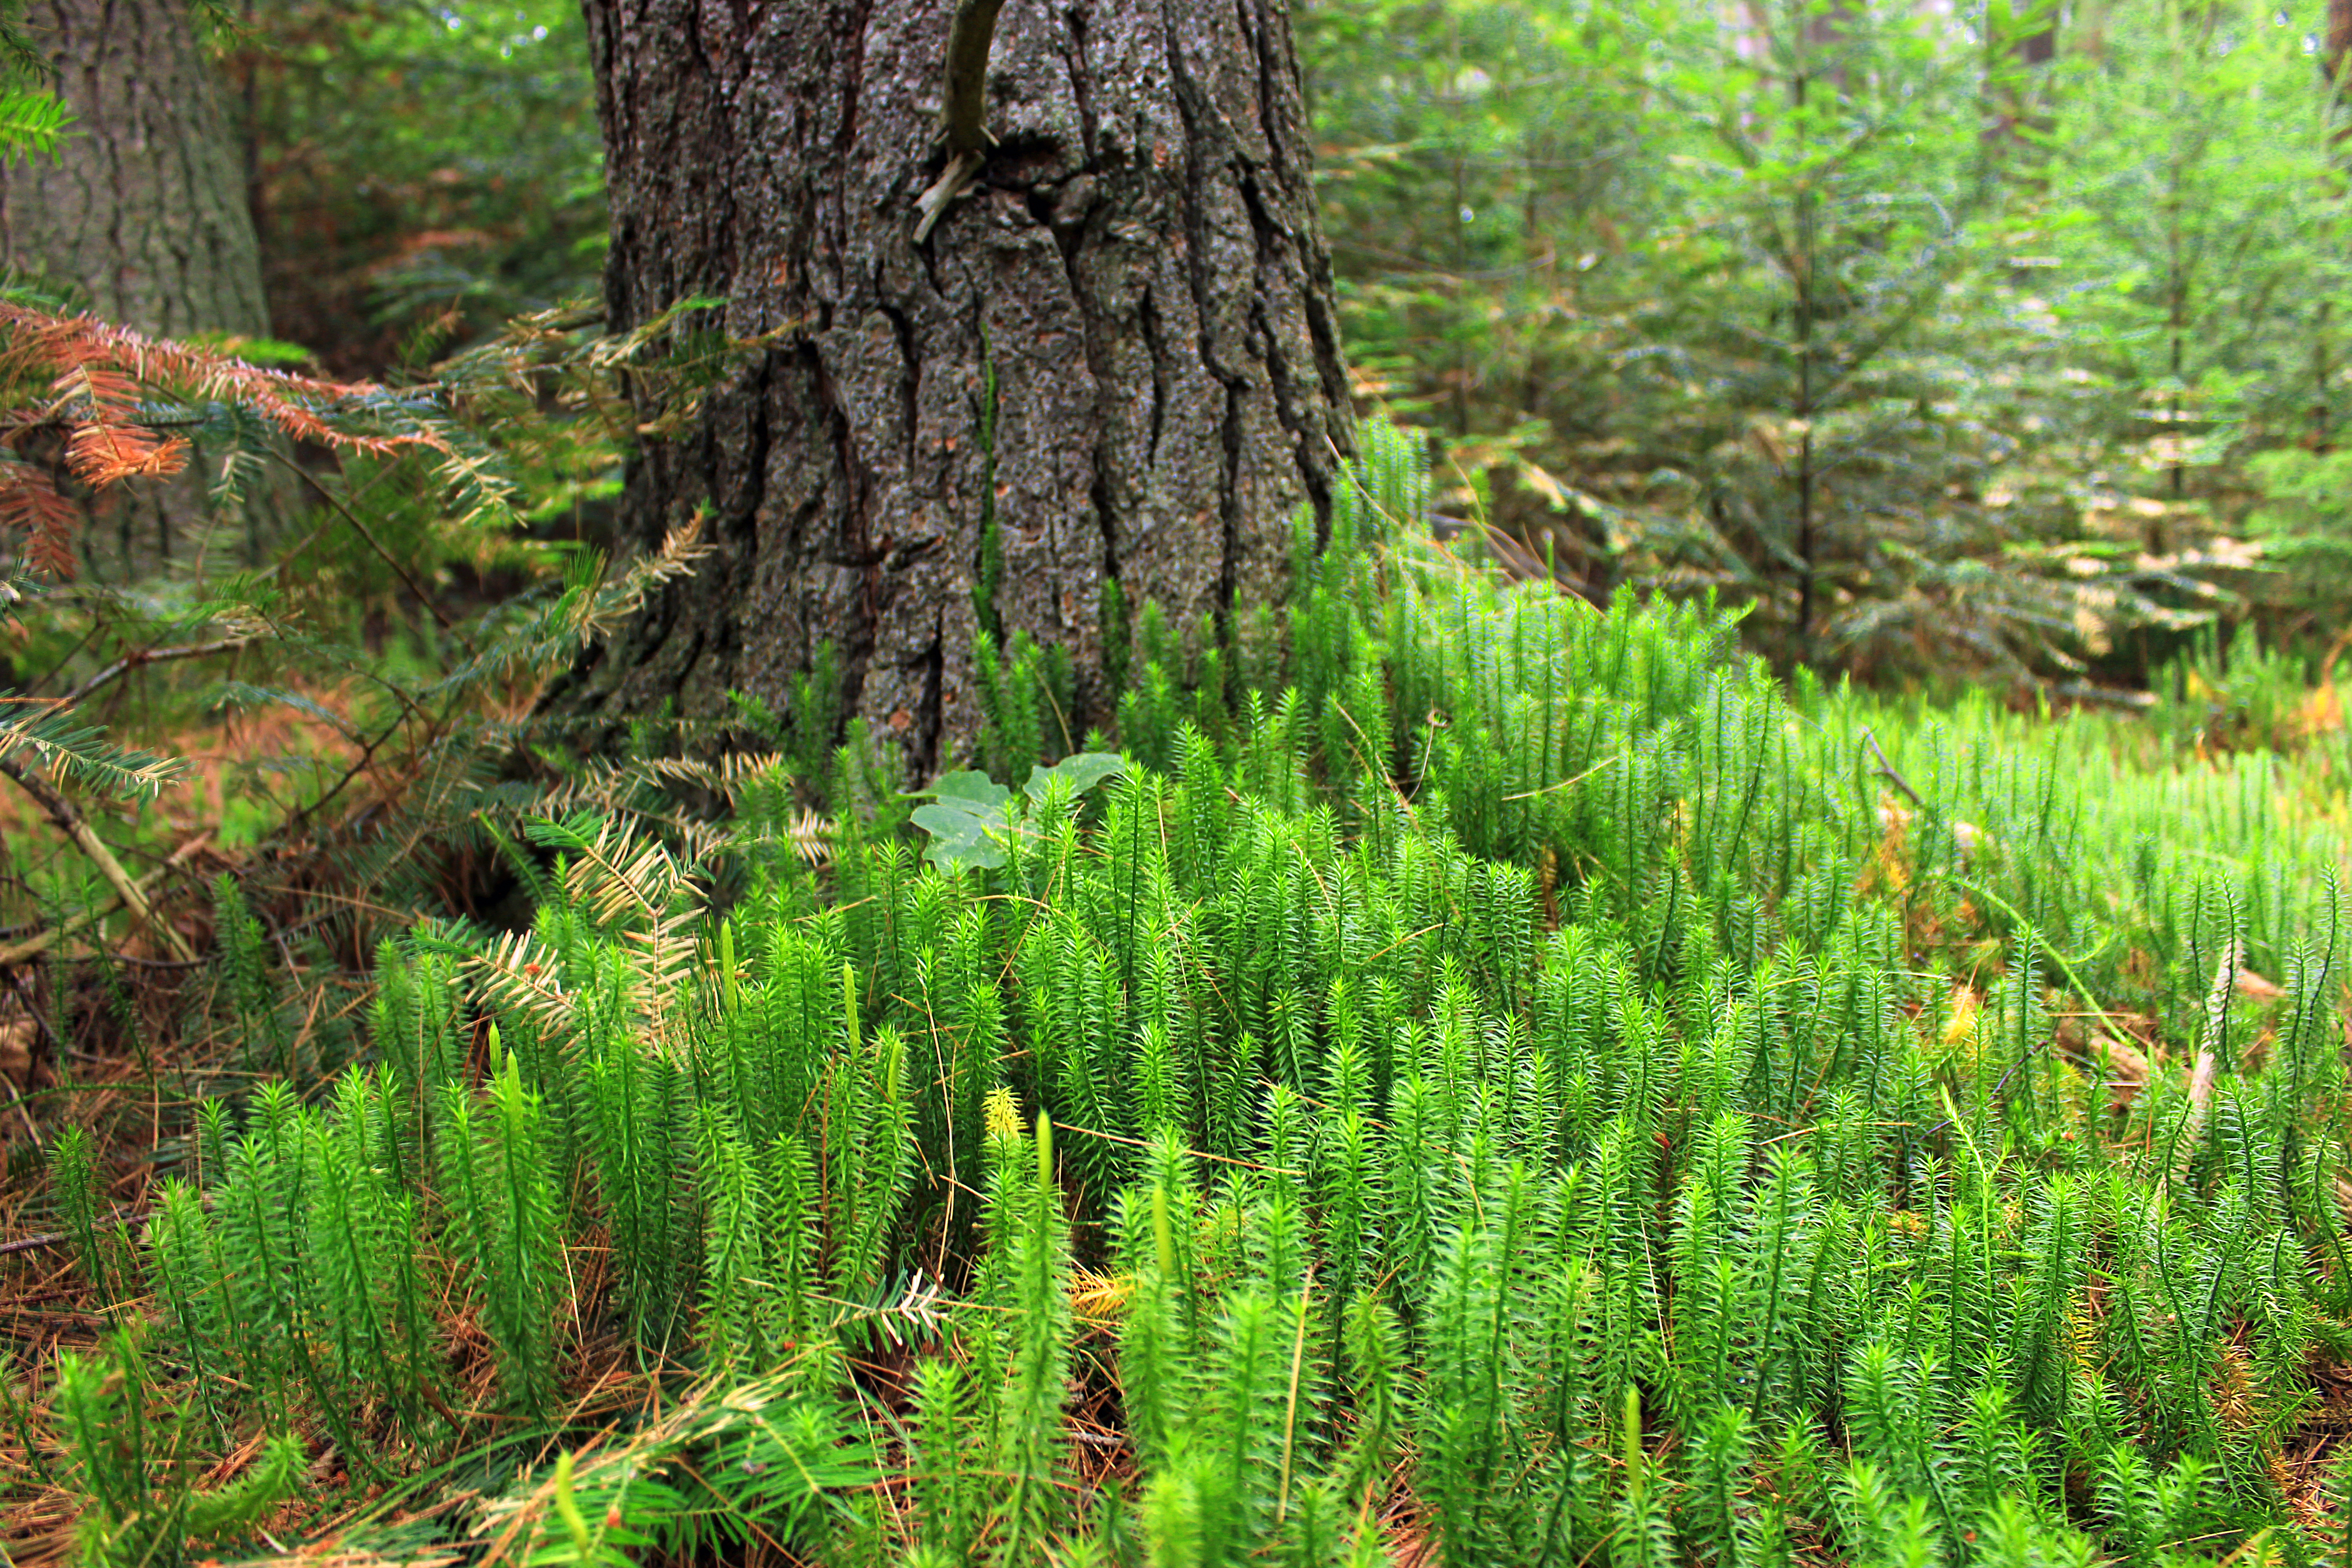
[23,422,2352,1567]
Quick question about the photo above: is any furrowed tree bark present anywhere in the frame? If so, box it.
[0,0,282,574]
[559,0,1353,781]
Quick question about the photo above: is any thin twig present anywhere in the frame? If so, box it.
[1859,726,1922,806]
[0,753,195,961]
[0,965,52,1049]
[1,1072,39,1148]
[267,450,464,638]
[1,969,62,1133]
[275,713,403,841]
[60,636,257,708]
[20,618,103,700]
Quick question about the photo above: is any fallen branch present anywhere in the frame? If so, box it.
[0,831,211,969]
[0,1197,156,1255]
[1860,726,1922,807]
[0,753,194,962]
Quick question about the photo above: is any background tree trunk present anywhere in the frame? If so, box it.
[561,0,1353,780]
[0,0,279,574]
[2328,0,2352,106]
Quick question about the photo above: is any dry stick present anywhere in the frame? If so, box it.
[1,1073,39,1148]
[59,635,258,709]
[0,1195,158,1256]
[4,968,60,1061]
[0,832,211,969]
[0,754,195,962]
[1859,726,1922,807]
[0,968,58,1146]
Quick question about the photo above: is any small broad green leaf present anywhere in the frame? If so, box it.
[1021,752,1125,804]
[911,760,1116,871]
[909,789,1014,872]
[921,769,1014,811]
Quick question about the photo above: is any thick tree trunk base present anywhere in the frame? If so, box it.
[0,0,289,578]
[557,0,1352,781]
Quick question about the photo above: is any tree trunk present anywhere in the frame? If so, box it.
[560,0,1353,781]
[0,0,279,573]
[2328,0,2352,113]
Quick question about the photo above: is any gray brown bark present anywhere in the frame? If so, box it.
[0,0,278,573]
[560,0,1353,780]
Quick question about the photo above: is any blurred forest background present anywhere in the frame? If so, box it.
[1299,0,2352,701]
[132,0,2352,706]
[5,0,2350,730]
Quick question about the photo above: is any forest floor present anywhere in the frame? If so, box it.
[10,480,2352,1563]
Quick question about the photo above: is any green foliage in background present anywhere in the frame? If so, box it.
[175,0,2352,689]
[145,0,2352,694]
[1306,0,2352,683]
[225,0,604,377]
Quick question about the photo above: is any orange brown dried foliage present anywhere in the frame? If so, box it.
[0,303,445,577]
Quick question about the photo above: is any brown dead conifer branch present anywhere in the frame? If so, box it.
[0,302,449,578]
